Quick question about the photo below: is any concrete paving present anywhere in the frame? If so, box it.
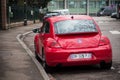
[0,24,44,80]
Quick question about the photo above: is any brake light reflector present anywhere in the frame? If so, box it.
[50,42,61,48]
[47,38,61,48]
[99,36,109,46]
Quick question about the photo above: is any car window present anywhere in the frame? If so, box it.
[104,7,110,12]
[100,8,105,11]
[104,7,116,13]
[41,22,50,33]
[54,20,97,34]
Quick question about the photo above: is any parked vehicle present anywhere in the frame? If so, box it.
[43,12,61,20]
[53,9,70,15]
[43,9,70,20]
[97,6,116,16]
[33,15,112,72]
[116,4,120,19]
[111,12,117,18]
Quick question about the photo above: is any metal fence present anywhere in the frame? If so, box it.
[7,5,40,23]
[6,0,120,23]
[47,0,120,15]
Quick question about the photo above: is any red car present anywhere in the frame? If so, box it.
[33,15,112,71]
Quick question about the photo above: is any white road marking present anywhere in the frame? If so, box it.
[109,31,120,34]
[111,66,115,70]
[118,71,120,74]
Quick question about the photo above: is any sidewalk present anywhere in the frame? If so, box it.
[0,24,44,80]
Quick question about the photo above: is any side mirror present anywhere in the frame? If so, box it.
[32,28,41,33]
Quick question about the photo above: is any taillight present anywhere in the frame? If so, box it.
[47,38,61,48]
[99,36,109,46]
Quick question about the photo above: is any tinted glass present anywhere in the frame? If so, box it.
[44,22,50,33]
[41,22,50,33]
[54,20,97,34]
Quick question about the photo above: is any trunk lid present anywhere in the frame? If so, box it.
[55,33,100,49]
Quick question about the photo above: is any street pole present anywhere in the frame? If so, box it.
[24,0,27,26]
[109,0,111,6]
[33,5,35,24]
[116,4,120,19]
[106,0,110,6]
[8,6,11,29]
[64,0,67,9]
[86,0,89,15]
[1,0,7,29]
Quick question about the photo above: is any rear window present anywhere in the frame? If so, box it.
[54,20,97,34]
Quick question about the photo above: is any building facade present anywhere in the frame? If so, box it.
[48,0,120,15]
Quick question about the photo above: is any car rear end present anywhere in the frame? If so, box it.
[44,15,112,68]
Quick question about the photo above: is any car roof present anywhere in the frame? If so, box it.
[46,15,93,23]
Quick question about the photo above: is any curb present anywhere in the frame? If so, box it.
[16,32,50,80]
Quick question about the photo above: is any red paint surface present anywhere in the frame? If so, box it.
[34,15,112,67]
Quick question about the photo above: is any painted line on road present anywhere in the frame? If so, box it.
[118,71,120,74]
[111,66,115,70]
[109,31,120,34]
[16,33,50,80]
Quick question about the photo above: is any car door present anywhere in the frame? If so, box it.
[38,21,50,57]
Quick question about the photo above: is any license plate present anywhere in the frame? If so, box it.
[70,53,92,59]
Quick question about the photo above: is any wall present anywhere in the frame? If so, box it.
[0,0,2,30]
[0,0,7,30]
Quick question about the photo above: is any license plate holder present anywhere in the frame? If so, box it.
[70,53,92,59]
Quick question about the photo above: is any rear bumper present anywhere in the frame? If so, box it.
[45,45,112,67]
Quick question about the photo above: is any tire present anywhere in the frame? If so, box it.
[34,43,42,62]
[100,61,112,70]
[42,48,52,72]
[35,51,40,60]
[97,14,101,17]
[42,61,53,72]
[34,43,39,59]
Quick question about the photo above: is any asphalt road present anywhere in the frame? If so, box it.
[24,17,120,80]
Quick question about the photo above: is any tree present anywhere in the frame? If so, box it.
[38,0,52,8]
[27,0,51,8]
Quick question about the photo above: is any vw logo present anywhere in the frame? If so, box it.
[77,39,82,43]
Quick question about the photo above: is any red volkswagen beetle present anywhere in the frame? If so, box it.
[33,15,112,71]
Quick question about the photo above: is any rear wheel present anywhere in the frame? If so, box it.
[42,60,52,72]
[35,51,40,60]
[100,61,112,70]
[42,48,52,72]
[34,43,39,59]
